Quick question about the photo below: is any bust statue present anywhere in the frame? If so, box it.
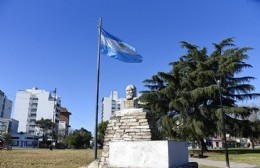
[126,85,136,100]
[124,85,138,109]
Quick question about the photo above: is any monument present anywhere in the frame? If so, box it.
[96,85,196,168]
[124,85,139,109]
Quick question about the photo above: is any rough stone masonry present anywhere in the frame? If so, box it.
[98,108,160,168]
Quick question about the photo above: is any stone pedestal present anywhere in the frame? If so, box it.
[99,108,160,168]
[109,141,188,168]
[124,99,139,109]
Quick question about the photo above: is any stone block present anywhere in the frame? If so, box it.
[135,115,147,119]
[114,108,147,116]
[125,119,137,122]
[138,119,148,122]
[121,116,135,119]
[107,123,115,127]
[112,126,120,130]
[127,122,140,126]
[141,129,151,132]
[132,125,150,129]
[119,125,130,129]
[107,130,115,134]
[139,122,149,126]
[125,129,140,133]
[115,129,124,133]
[109,141,188,168]
[106,127,113,130]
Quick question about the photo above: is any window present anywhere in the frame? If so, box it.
[11,137,19,139]
[31,103,38,107]
[26,137,34,140]
[30,114,36,117]
[31,108,37,112]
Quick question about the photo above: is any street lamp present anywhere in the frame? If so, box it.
[217,80,230,168]
[52,88,57,148]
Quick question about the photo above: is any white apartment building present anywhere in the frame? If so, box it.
[101,91,125,121]
[13,87,61,135]
[0,90,12,119]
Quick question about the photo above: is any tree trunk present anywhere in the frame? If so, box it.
[199,138,208,156]
[250,138,255,149]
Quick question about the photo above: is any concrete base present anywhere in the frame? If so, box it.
[109,141,188,168]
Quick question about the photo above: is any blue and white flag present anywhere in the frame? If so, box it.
[100,28,143,63]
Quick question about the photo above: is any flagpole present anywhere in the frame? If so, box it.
[94,17,102,160]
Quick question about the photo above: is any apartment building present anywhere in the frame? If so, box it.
[0,118,18,135]
[0,90,17,136]
[13,87,61,135]
[58,107,71,140]
[101,91,125,121]
[0,90,12,119]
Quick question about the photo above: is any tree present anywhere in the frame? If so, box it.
[3,133,12,145]
[140,38,260,155]
[35,118,53,147]
[97,121,108,147]
[57,128,66,143]
[63,127,92,149]
[239,111,260,149]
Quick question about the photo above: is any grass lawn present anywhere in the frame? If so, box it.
[204,152,260,166]
[0,148,101,168]
[1,148,260,168]
[199,165,221,168]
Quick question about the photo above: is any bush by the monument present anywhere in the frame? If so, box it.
[97,121,108,148]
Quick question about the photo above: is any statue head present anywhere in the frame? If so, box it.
[125,85,136,100]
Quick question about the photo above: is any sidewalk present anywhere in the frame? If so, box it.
[189,157,259,168]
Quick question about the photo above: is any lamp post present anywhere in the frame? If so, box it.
[217,80,230,168]
[52,88,57,148]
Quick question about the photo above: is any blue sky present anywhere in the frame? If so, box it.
[1,0,260,132]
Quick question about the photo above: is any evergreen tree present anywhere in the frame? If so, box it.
[140,38,260,154]
[35,118,53,147]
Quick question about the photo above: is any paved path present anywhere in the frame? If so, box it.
[189,157,260,168]
[84,158,260,168]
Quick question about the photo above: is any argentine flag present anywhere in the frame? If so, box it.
[100,28,143,63]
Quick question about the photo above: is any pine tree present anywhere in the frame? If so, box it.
[140,38,260,154]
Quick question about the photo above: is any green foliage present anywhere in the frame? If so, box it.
[35,118,54,147]
[63,128,92,149]
[35,118,53,133]
[97,121,108,147]
[158,116,178,140]
[3,133,12,145]
[140,38,260,152]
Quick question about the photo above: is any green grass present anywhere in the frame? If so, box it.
[190,149,260,166]
[199,165,220,168]
[205,152,260,166]
[0,148,101,168]
[1,148,260,168]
